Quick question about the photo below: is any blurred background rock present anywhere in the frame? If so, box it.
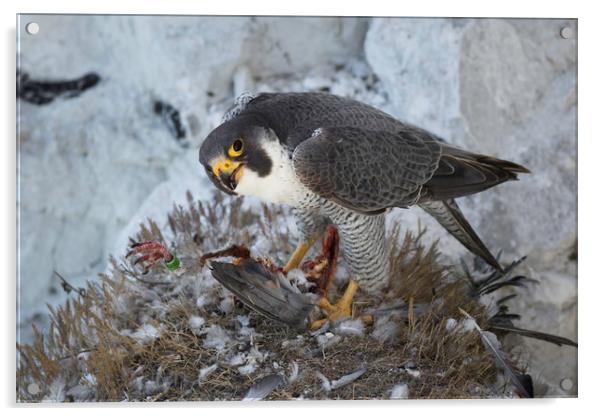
[17,15,577,396]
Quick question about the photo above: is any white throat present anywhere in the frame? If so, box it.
[234,141,304,205]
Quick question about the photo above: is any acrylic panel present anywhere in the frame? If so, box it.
[16,14,577,402]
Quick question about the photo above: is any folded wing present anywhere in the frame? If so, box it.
[293,126,442,214]
[420,144,530,201]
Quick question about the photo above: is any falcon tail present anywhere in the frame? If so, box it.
[419,199,502,271]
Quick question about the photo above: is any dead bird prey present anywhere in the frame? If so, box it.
[197,92,529,327]
[210,259,314,328]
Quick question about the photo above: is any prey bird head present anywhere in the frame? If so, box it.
[199,114,274,195]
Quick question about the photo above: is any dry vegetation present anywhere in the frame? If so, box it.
[17,192,528,402]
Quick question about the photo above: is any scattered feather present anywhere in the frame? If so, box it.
[371,316,401,343]
[401,361,421,379]
[202,325,231,351]
[218,296,234,314]
[288,362,299,384]
[188,315,205,330]
[445,318,458,332]
[390,384,409,399]
[237,346,265,376]
[335,318,365,336]
[405,368,421,379]
[195,295,208,309]
[238,362,258,376]
[198,364,218,382]
[459,308,533,398]
[228,353,246,366]
[129,323,162,345]
[316,366,367,392]
[459,318,477,333]
[243,374,285,401]
[66,384,95,401]
[42,377,66,402]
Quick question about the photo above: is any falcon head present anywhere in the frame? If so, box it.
[199,115,275,195]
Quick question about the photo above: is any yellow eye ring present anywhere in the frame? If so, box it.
[228,139,244,157]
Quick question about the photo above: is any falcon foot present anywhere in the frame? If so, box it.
[309,280,373,330]
[301,226,373,330]
[126,241,179,273]
[283,239,315,273]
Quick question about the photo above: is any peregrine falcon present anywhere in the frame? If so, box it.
[199,92,529,321]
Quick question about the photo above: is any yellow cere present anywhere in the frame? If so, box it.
[212,157,239,177]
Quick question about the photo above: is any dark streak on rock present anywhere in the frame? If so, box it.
[17,70,101,105]
[153,100,187,142]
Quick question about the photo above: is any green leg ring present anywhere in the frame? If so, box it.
[165,254,180,271]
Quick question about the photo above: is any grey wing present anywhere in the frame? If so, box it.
[209,260,315,328]
[292,126,442,214]
[420,144,530,200]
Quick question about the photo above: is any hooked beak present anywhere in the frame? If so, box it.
[209,157,244,194]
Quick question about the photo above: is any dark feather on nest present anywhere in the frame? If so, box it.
[462,257,577,349]
[488,324,577,348]
[459,308,534,398]
[488,301,577,347]
[462,256,538,297]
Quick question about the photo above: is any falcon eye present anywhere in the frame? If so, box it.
[228,139,244,157]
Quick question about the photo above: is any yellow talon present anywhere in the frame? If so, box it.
[283,239,315,272]
[309,280,372,330]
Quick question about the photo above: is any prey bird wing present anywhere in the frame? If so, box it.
[292,126,442,214]
[209,259,315,328]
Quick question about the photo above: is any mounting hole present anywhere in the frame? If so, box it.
[560,26,573,39]
[25,22,39,35]
[560,377,573,391]
[27,382,40,395]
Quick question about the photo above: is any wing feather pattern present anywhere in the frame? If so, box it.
[210,260,314,328]
[421,144,530,200]
[292,126,442,214]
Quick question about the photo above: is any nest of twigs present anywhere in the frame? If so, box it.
[18,191,540,402]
